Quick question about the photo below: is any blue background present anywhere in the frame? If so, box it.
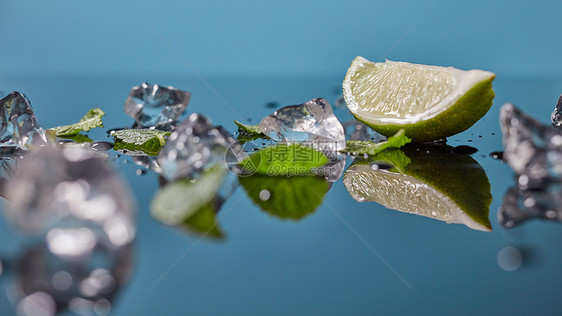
[2,0,562,77]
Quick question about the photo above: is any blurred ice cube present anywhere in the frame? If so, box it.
[499,103,562,189]
[499,184,562,228]
[551,95,562,127]
[3,146,136,248]
[124,82,191,129]
[0,92,47,149]
[157,113,244,181]
[259,98,345,154]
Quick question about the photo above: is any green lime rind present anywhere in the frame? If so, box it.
[342,129,411,155]
[354,77,495,141]
[350,145,492,230]
[239,174,328,220]
[50,108,105,136]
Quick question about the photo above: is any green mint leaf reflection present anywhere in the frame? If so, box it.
[58,133,94,143]
[344,144,492,231]
[112,129,170,156]
[239,174,328,220]
[151,169,225,239]
[234,120,268,144]
[240,144,329,176]
[343,129,411,155]
[51,108,105,136]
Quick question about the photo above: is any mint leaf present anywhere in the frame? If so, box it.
[343,129,411,155]
[234,120,268,144]
[58,133,94,143]
[51,108,105,136]
[112,129,170,156]
[151,169,225,238]
[234,120,262,135]
[240,144,329,176]
[239,174,328,220]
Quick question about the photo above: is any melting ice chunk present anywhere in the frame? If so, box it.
[3,146,136,248]
[124,82,191,128]
[551,95,562,127]
[157,113,244,181]
[259,98,346,154]
[0,92,47,149]
[499,103,562,189]
[499,184,562,228]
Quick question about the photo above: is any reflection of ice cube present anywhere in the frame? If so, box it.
[342,118,384,142]
[157,113,244,181]
[551,95,562,127]
[13,242,132,316]
[0,92,47,149]
[3,146,136,248]
[259,98,345,154]
[499,184,562,228]
[124,82,191,128]
[499,103,562,188]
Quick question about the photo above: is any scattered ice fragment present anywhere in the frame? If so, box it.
[157,113,244,181]
[124,82,191,129]
[0,92,47,149]
[499,184,562,228]
[551,95,562,127]
[499,103,562,189]
[3,146,136,248]
[259,98,345,154]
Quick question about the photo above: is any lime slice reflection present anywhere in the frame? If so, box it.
[343,145,492,231]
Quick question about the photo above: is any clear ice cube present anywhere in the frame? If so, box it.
[499,103,562,189]
[259,98,346,154]
[499,184,562,228]
[0,92,47,149]
[124,82,191,128]
[551,95,562,127]
[157,113,244,181]
[3,146,136,249]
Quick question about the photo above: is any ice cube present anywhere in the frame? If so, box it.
[499,103,562,189]
[259,98,346,154]
[551,95,562,127]
[12,242,132,316]
[124,82,191,129]
[499,184,562,228]
[157,113,244,181]
[3,146,136,248]
[0,92,47,149]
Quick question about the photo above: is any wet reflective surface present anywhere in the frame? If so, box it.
[1,74,562,315]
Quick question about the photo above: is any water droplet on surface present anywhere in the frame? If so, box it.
[90,141,113,152]
[497,246,522,271]
[259,189,271,201]
[490,151,504,160]
[135,169,146,176]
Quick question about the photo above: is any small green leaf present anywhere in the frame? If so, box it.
[151,169,225,239]
[343,129,411,155]
[51,108,105,136]
[234,120,262,135]
[112,129,170,156]
[239,174,328,220]
[240,144,329,176]
[234,120,267,144]
[58,133,94,143]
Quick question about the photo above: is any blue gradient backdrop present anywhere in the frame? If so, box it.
[2,0,561,77]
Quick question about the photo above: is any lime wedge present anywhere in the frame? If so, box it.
[343,145,492,231]
[343,57,495,141]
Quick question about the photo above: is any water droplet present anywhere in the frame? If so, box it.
[135,169,147,176]
[266,101,279,109]
[371,163,392,170]
[90,141,114,151]
[497,246,522,271]
[259,189,271,201]
[490,151,504,160]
